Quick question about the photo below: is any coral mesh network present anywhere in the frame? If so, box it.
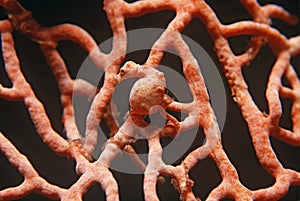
[0,0,299,201]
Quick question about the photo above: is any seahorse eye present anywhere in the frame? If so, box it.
[120,68,125,76]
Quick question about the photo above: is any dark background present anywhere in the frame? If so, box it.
[0,0,299,200]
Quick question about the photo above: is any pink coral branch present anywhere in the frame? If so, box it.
[1,31,70,155]
[0,132,65,200]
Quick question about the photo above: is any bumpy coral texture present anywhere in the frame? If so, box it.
[0,0,299,200]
